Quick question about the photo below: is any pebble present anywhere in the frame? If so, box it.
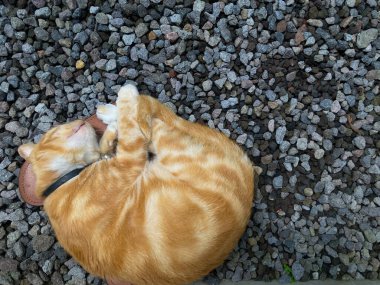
[275,126,286,145]
[353,136,366,149]
[297,138,308,151]
[75,60,85,70]
[273,176,283,189]
[314,149,325,160]
[32,235,55,253]
[95,12,109,25]
[292,262,305,281]
[331,100,341,113]
[356,29,379,49]
[202,80,212,92]
[122,34,136,46]
[135,23,148,37]
[307,19,323,28]
[221,98,238,109]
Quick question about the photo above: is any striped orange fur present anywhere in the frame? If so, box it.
[18,85,257,285]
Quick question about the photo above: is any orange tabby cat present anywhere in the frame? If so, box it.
[18,84,257,285]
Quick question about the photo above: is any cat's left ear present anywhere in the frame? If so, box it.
[18,143,35,161]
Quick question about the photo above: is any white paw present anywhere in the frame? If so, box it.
[117,84,139,99]
[96,104,117,125]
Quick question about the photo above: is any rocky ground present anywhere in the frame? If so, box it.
[0,0,379,284]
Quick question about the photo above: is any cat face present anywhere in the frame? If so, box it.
[18,120,100,195]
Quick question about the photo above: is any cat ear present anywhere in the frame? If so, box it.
[18,143,35,160]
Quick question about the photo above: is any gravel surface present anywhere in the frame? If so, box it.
[0,0,380,284]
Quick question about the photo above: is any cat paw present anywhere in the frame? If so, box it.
[118,84,139,97]
[96,104,117,125]
[117,84,139,102]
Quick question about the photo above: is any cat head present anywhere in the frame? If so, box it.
[18,120,100,196]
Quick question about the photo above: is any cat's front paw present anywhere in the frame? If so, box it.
[96,104,117,125]
[118,84,139,99]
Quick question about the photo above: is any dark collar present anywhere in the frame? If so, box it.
[42,166,88,197]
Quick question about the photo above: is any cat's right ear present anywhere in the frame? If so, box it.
[18,143,35,161]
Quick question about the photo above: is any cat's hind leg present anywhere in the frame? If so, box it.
[96,104,118,155]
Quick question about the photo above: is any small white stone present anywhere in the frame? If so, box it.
[331,100,341,113]
[307,19,323,27]
[314,149,325,160]
[304,188,314,197]
[346,0,356,7]
[268,119,275,132]
[297,138,308,150]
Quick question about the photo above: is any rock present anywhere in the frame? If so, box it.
[314,149,325,160]
[148,31,157,41]
[10,17,25,30]
[5,121,28,137]
[330,196,345,208]
[27,212,40,225]
[32,235,55,252]
[95,12,108,24]
[215,78,226,89]
[74,31,88,45]
[265,90,277,101]
[22,43,34,53]
[331,100,341,113]
[236,134,247,145]
[34,27,49,41]
[292,262,305,281]
[105,59,117,71]
[273,176,283,189]
[366,70,380,80]
[0,258,18,273]
[275,126,286,145]
[297,138,308,150]
[286,71,297,81]
[174,61,191,73]
[256,7,267,20]
[35,7,51,18]
[26,273,43,285]
[68,266,86,279]
[346,0,356,7]
[170,14,182,24]
[193,0,205,12]
[221,98,238,109]
[352,136,366,149]
[135,23,148,37]
[202,80,212,91]
[32,0,46,8]
[122,34,136,46]
[307,19,323,27]
[356,29,379,49]
[76,60,85,69]
[165,32,179,42]
[320,99,333,110]
[231,265,243,282]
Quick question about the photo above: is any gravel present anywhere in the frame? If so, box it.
[0,0,379,284]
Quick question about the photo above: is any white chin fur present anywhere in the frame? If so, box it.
[67,124,99,151]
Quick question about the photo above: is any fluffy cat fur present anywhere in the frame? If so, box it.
[18,84,256,285]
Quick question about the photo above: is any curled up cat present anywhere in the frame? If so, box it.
[18,84,258,285]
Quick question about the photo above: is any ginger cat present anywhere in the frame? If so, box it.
[18,85,256,285]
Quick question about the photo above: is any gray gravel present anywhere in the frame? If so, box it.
[0,0,380,284]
